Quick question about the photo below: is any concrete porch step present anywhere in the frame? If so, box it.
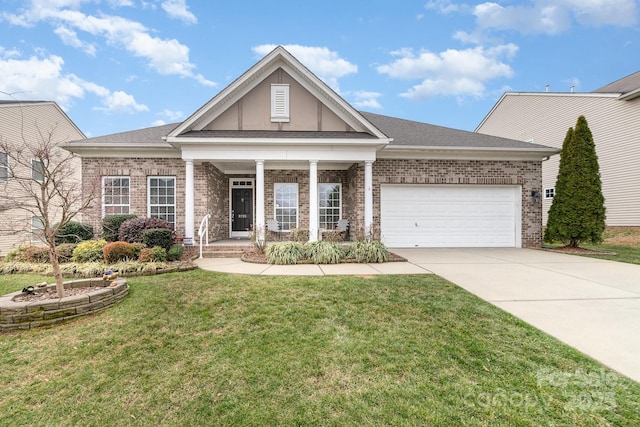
[192,240,254,258]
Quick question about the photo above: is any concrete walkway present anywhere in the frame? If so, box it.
[195,249,640,383]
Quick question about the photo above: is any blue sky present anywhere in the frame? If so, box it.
[1,0,638,138]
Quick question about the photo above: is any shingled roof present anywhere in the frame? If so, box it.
[361,111,554,150]
[70,112,553,154]
[593,70,640,94]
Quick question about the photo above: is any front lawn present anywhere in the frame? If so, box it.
[1,271,638,426]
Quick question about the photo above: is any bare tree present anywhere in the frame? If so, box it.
[0,116,98,297]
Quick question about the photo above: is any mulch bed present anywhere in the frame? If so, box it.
[13,286,105,302]
[241,249,406,264]
[542,246,615,256]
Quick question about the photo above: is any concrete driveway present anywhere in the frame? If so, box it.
[393,248,640,383]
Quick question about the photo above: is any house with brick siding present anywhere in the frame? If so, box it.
[64,46,558,248]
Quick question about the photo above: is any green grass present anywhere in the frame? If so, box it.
[546,227,640,265]
[1,271,639,426]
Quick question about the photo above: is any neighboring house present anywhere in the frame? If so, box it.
[64,46,557,249]
[476,71,640,226]
[0,101,85,257]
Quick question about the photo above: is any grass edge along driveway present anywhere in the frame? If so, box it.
[1,270,639,426]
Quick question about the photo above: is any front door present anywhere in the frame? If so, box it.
[231,188,253,236]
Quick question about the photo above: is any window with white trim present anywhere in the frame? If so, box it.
[31,159,44,182]
[274,183,298,231]
[545,188,555,199]
[103,176,130,215]
[318,183,342,229]
[0,151,7,181]
[271,84,290,122]
[31,216,45,243]
[148,176,176,227]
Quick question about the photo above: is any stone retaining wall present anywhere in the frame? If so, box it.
[0,278,129,332]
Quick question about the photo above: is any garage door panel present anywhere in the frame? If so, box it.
[381,185,520,248]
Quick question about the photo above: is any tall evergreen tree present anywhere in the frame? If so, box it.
[544,116,606,247]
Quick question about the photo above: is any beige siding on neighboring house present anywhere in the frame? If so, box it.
[0,102,84,257]
[477,93,640,225]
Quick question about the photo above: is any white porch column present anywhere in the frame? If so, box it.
[255,160,265,241]
[184,159,195,245]
[364,161,374,241]
[309,160,319,242]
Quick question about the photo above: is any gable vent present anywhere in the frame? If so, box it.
[271,84,290,122]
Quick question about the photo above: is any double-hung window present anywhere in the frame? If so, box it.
[318,183,341,229]
[274,183,298,231]
[148,176,176,228]
[0,151,7,181]
[31,216,45,243]
[31,159,44,182]
[103,176,130,216]
[545,188,555,199]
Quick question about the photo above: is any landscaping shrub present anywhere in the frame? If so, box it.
[55,243,77,263]
[291,228,309,243]
[142,228,174,251]
[131,242,146,259]
[118,217,173,244]
[322,230,344,243]
[103,241,136,263]
[25,246,50,263]
[305,241,345,264]
[167,245,184,261]
[347,241,390,263]
[54,221,94,244]
[139,246,167,262]
[72,239,107,263]
[4,245,30,262]
[265,242,305,265]
[102,214,137,242]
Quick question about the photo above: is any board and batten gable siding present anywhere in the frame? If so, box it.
[477,93,640,226]
[204,69,350,132]
[0,102,84,257]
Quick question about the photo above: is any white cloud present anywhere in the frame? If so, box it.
[158,108,184,120]
[4,0,214,86]
[151,119,167,126]
[350,91,383,110]
[0,50,147,114]
[252,44,357,91]
[425,0,461,14]
[161,0,197,24]
[473,0,637,34]
[54,25,96,55]
[377,44,517,100]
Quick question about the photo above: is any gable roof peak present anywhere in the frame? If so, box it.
[167,46,387,140]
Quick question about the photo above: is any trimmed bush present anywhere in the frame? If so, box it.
[103,241,136,263]
[131,242,146,259]
[142,228,174,251]
[56,243,77,263]
[265,242,305,265]
[291,228,309,243]
[167,245,184,262]
[4,245,30,262]
[26,246,50,263]
[139,246,167,263]
[72,239,107,263]
[118,217,173,244]
[102,214,137,242]
[347,241,390,263]
[54,221,94,245]
[305,241,345,264]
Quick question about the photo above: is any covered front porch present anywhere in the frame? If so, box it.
[182,157,375,245]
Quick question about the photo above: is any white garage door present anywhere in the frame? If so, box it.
[380,185,521,248]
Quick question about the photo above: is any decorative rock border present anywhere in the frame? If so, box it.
[0,278,128,332]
